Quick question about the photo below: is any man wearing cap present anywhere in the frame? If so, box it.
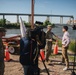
[0,27,6,75]
[45,25,57,63]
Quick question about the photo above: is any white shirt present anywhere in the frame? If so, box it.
[62,31,70,47]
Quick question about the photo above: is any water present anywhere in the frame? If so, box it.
[44,26,76,39]
[6,26,76,40]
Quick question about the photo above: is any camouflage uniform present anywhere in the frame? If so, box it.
[45,30,56,61]
[0,27,6,75]
[45,31,53,61]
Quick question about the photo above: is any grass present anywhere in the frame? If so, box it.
[69,56,73,61]
[50,40,76,62]
[58,40,62,47]
[69,40,76,53]
[57,40,76,53]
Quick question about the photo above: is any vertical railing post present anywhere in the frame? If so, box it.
[60,16,63,24]
[17,15,19,25]
[3,15,6,25]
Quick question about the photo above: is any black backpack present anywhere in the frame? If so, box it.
[19,38,31,65]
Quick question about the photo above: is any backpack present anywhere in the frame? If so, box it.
[20,38,40,75]
[19,37,38,65]
[19,38,31,65]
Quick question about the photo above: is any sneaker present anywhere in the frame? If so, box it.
[63,67,68,71]
[58,62,63,64]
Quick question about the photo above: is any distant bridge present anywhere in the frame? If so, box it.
[0,13,74,25]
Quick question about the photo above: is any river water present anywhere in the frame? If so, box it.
[6,26,76,40]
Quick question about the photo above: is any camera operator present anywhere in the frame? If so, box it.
[19,26,46,75]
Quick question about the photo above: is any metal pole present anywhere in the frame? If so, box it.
[72,17,74,25]
[3,15,5,25]
[31,0,34,29]
[17,15,19,25]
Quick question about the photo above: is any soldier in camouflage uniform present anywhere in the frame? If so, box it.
[45,25,56,62]
[0,27,6,75]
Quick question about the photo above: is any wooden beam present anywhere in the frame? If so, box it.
[31,0,34,29]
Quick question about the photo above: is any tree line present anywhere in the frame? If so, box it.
[0,19,55,29]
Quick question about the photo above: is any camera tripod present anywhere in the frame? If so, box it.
[34,45,50,75]
[39,53,50,75]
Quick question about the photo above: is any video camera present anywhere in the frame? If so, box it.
[30,21,46,49]
[30,21,44,39]
[35,21,43,25]
[72,25,76,30]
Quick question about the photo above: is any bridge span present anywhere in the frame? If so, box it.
[0,13,74,25]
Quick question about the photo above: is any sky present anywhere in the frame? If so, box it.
[0,0,76,23]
